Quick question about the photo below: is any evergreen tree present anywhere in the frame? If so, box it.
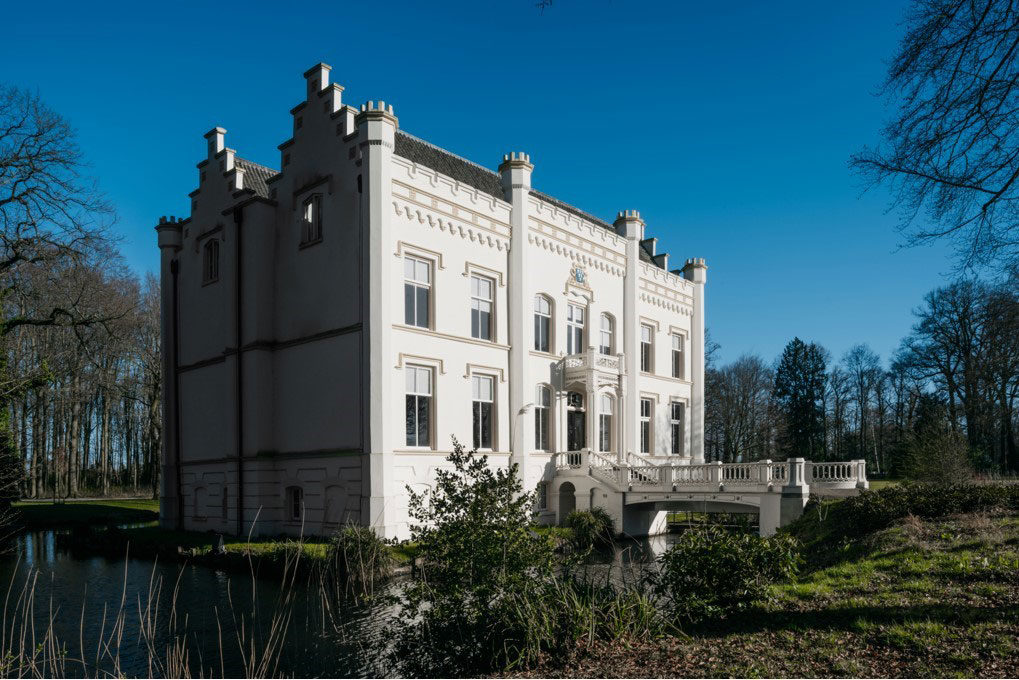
[773,338,828,459]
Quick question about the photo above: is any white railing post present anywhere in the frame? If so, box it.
[854,459,868,488]
[787,457,806,488]
[710,460,722,486]
[761,459,772,485]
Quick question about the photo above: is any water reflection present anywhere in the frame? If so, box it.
[0,529,394,678]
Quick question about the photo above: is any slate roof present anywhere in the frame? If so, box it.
[394,131,661,267]
[395,132,504,198]
[235,157,278,199]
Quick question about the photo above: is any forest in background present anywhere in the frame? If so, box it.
[704,279,1019,478]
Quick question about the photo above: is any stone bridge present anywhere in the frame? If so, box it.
[549,451,868,536]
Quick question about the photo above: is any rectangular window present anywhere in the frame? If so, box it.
[567,304,585,355]
[472,374,494,450]
[640,324,654,373]
[404,256,431,328]
[405,366,432,448]
[640,398,652,454]
[671,402,685,455]
[599,394,613,453]
[301,194,322,244]
[599,314,614,355]
[672,334,685,379]
[534,296,551,353]
[535,385,551,451]
[470,275,494,341]
[537,482,548,510]
[203,240,219,284]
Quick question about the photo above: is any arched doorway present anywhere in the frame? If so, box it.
[558,482,576,525]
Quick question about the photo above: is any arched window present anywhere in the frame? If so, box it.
[286,486,303,521]
[203,239,219,284]
[534,295,552,353]
[599,314,615,355]
[599,394,614,453]
[534,385,551,451]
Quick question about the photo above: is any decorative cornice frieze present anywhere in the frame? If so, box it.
[393,199,510,252]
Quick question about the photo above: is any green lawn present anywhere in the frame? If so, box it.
[867,478,902,490]
[14,498,160,530]
[518,503,1019,678]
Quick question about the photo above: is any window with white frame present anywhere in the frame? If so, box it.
[537,482,548,510]
[472,374,494,450]
[301,194,322,244]
[286,486,303,521]
[470,275,494,341]
[671,402,685,455]
[404,256,431,328]
[672,333,685,379]
[599,394,614,453]
[405,365,433,447]
[640,398,653,454]
[534,295,552,353]
[600,314,614,355]
[640,324,654,373]
[203,239,219,284]
[535,385,551,451]
[566,303,585,355]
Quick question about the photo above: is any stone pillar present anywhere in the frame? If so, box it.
[760,457,809,536]
[357,101,399,536]
[156,217,183,529]
[681,258,708,464]
[586,377,598,455]
[500,152,534,488]
[615,210,644,465]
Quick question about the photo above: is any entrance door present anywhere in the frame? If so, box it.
[567,410,586,451]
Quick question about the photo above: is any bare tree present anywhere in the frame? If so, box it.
[852,0,1019,275]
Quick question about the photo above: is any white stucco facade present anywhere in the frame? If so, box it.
[156,64,707,539]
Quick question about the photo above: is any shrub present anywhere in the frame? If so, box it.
[323,524,394,601]
[385,437,558,677]
[651,529,800,625]
[566,508,615,550]
[788,483,1019,567]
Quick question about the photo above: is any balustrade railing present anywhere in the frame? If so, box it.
[808,460,865,485]
[628,465,662,486]
[672,464,711,485]
[552,453,865,491]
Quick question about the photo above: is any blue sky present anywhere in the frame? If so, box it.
[1,0,955,365]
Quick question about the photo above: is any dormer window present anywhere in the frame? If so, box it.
[301,195,322,245]
[203,239,219,284]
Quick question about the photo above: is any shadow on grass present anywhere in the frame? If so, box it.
[695,601,1019,639]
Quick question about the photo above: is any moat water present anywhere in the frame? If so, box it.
[0,527,688,678]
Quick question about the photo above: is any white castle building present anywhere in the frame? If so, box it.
[159,64,841,540]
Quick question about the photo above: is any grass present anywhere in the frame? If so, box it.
[53,522,420,581]
[509,491,1019,678]
[868,478,903,491]
[14,498,160,529]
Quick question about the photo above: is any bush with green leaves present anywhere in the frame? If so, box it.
[651,529,800,625]
[385,437,558,677]
[566,507,615,550]
[791,482,1019,559]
